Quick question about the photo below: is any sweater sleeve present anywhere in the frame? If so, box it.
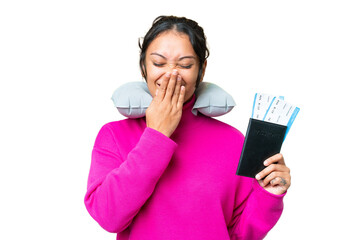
[84,125,177,233]
[229,179,285,240]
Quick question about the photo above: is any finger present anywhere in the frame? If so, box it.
[263,153,285,166]
[154,72,171,101]
[255,163,289,180]
[263,172,286,186]
[265,173,290,188]
[270,177,288,187]
[164,70,178,101]
[177,85,186,109]
[172,75,182,105]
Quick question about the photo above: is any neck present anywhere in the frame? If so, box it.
[170,93,204,139]
[175,94,197,129]
[183,94,196,111]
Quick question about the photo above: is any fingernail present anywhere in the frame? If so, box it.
[177,75,181,81]
[255,174,260,180]
[172,69,178,75]
[165,72,171,77]
[264,160,268,166]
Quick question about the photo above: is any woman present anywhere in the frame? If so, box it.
[85,15,291,240]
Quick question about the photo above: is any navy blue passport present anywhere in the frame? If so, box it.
[236,118,287,178]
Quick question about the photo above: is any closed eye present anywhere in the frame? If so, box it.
[153,62,193,69]
[179,64,193,69]
[153,62,165,67]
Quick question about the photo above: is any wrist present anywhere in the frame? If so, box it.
[147,126,172,138]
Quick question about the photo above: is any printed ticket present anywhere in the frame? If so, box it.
[251,93,276,120]
[251,93,299,139]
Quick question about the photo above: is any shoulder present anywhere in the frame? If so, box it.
[100,118,146,134]
[95,118,146,144]
[199,115,244,142]
[191,115,245,157]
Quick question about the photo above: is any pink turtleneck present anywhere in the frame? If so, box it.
[84,94,285,240]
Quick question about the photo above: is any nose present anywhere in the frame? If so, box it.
[167,63,176,71]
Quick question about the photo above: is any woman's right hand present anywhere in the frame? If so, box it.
[145,70,186,137]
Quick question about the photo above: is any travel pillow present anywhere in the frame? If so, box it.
[111,81,236,118]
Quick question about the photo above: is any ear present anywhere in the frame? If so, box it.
[141,62,147,80]
[200,60,207,83]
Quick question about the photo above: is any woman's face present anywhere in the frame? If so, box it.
[143,30,206,103]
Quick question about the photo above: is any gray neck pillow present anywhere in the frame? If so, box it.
[111,81,236,118]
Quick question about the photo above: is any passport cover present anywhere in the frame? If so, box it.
[236,118,287,178]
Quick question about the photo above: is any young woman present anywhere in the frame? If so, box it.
[85,15,291,240]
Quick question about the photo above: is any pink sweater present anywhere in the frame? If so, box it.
[84,95,285,240]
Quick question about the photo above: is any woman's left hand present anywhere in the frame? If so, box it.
[255,153,291,195]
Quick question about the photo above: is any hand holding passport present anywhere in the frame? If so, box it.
[236,93,300,178]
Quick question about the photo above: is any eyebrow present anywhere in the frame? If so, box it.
[150,53,196,61]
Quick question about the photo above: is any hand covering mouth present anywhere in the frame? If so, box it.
[156,81,185,88]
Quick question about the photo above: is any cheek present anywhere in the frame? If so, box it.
[179,68,198,87]
[146,65,165,81]
[180,73,195,89]
[179,70,199,101]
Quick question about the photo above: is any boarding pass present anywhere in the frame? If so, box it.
[251,93,300,139]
